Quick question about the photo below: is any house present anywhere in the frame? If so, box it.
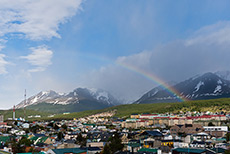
[192,132,210,141]
[143,137,156,148]
[57,140,80,149]
[170,124,203,136]
[130,114,139,119]
[22,123,30,129]
[87,147,102,154]
[203,126,228,138]
[161,139,182,148]
[87,131,112,142]
[47,148,87,154]
[121,134,129,144]
[190,141,211,148]
[127,139,141,153]
[139,131,163,139]
[139,131,163,148]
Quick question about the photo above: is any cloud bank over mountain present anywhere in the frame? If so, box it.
[82,21,230,102]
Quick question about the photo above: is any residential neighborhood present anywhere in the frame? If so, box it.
[0,110,229,154]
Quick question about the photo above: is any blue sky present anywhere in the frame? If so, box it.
[1,0,230,108]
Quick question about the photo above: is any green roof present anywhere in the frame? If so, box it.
[52,148,87,154]
[17,152,45,154]
[29,136,39,141]
[128,143,140,148]
[0,136,10,143]
[138,148,157,152]
[83,123,96,127]
[173,148,206,154]
[36,137,48,144]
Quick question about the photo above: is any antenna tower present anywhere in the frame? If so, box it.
[24,89,26,121]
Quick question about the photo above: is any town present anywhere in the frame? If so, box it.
[0,109,229,154]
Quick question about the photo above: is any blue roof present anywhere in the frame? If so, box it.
[210,148,226,153]
[140,131,163,137]
[18,152,45,154]
[52,148,87,154]
[172,148,206,153]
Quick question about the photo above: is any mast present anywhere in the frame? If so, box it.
[13,105,15,120]
[24,89,26,121]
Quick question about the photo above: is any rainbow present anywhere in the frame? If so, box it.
[117,61,189,102]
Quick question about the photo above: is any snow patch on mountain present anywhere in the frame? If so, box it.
[194,81,204,93]
[217,79,223,84]
[214,85,222,93]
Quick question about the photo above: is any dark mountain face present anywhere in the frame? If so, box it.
[135,72,230,104]
[16,88,120,113]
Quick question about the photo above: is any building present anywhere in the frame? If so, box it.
[203,126,228,138]
[170,124,203,136]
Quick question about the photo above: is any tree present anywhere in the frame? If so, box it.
[31,125,40,134]
[102,144,111,154]
[76,133,83,143]
[226,132,230,142]
[225,149,230,154]
[54,124,59,130]
[18,137,32,147]
[62,124,67,130]
[208,122,215,126]
[109,133,124,153]
[11,137,33,154]
[57,132,64,141]
[76,133,87,147]
[102,133,124,154]
[29,147,40,153]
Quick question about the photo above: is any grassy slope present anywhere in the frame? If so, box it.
[2,98,230,121]
[0,109,51,120]
[43,97,230,120]
[105,98,230,117]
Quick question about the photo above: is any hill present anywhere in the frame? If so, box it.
[34,97,230,120]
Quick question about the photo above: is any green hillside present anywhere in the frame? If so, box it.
[103,98,230,117]
[2,98,230,121]
[0,109,51,120]
[38,97,230,120]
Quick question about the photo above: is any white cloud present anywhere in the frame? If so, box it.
[0,0,82,40]
[82,21,230,102]
[0,0,82,74]
[21,45,53,72]
[186,21,230,46]
[0,54,9,74]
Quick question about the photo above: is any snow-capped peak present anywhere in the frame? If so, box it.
[16,88,120,109]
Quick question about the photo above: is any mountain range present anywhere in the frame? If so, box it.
[135,72,230,104]
[16,88,120,113]
[15,71,230,113]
